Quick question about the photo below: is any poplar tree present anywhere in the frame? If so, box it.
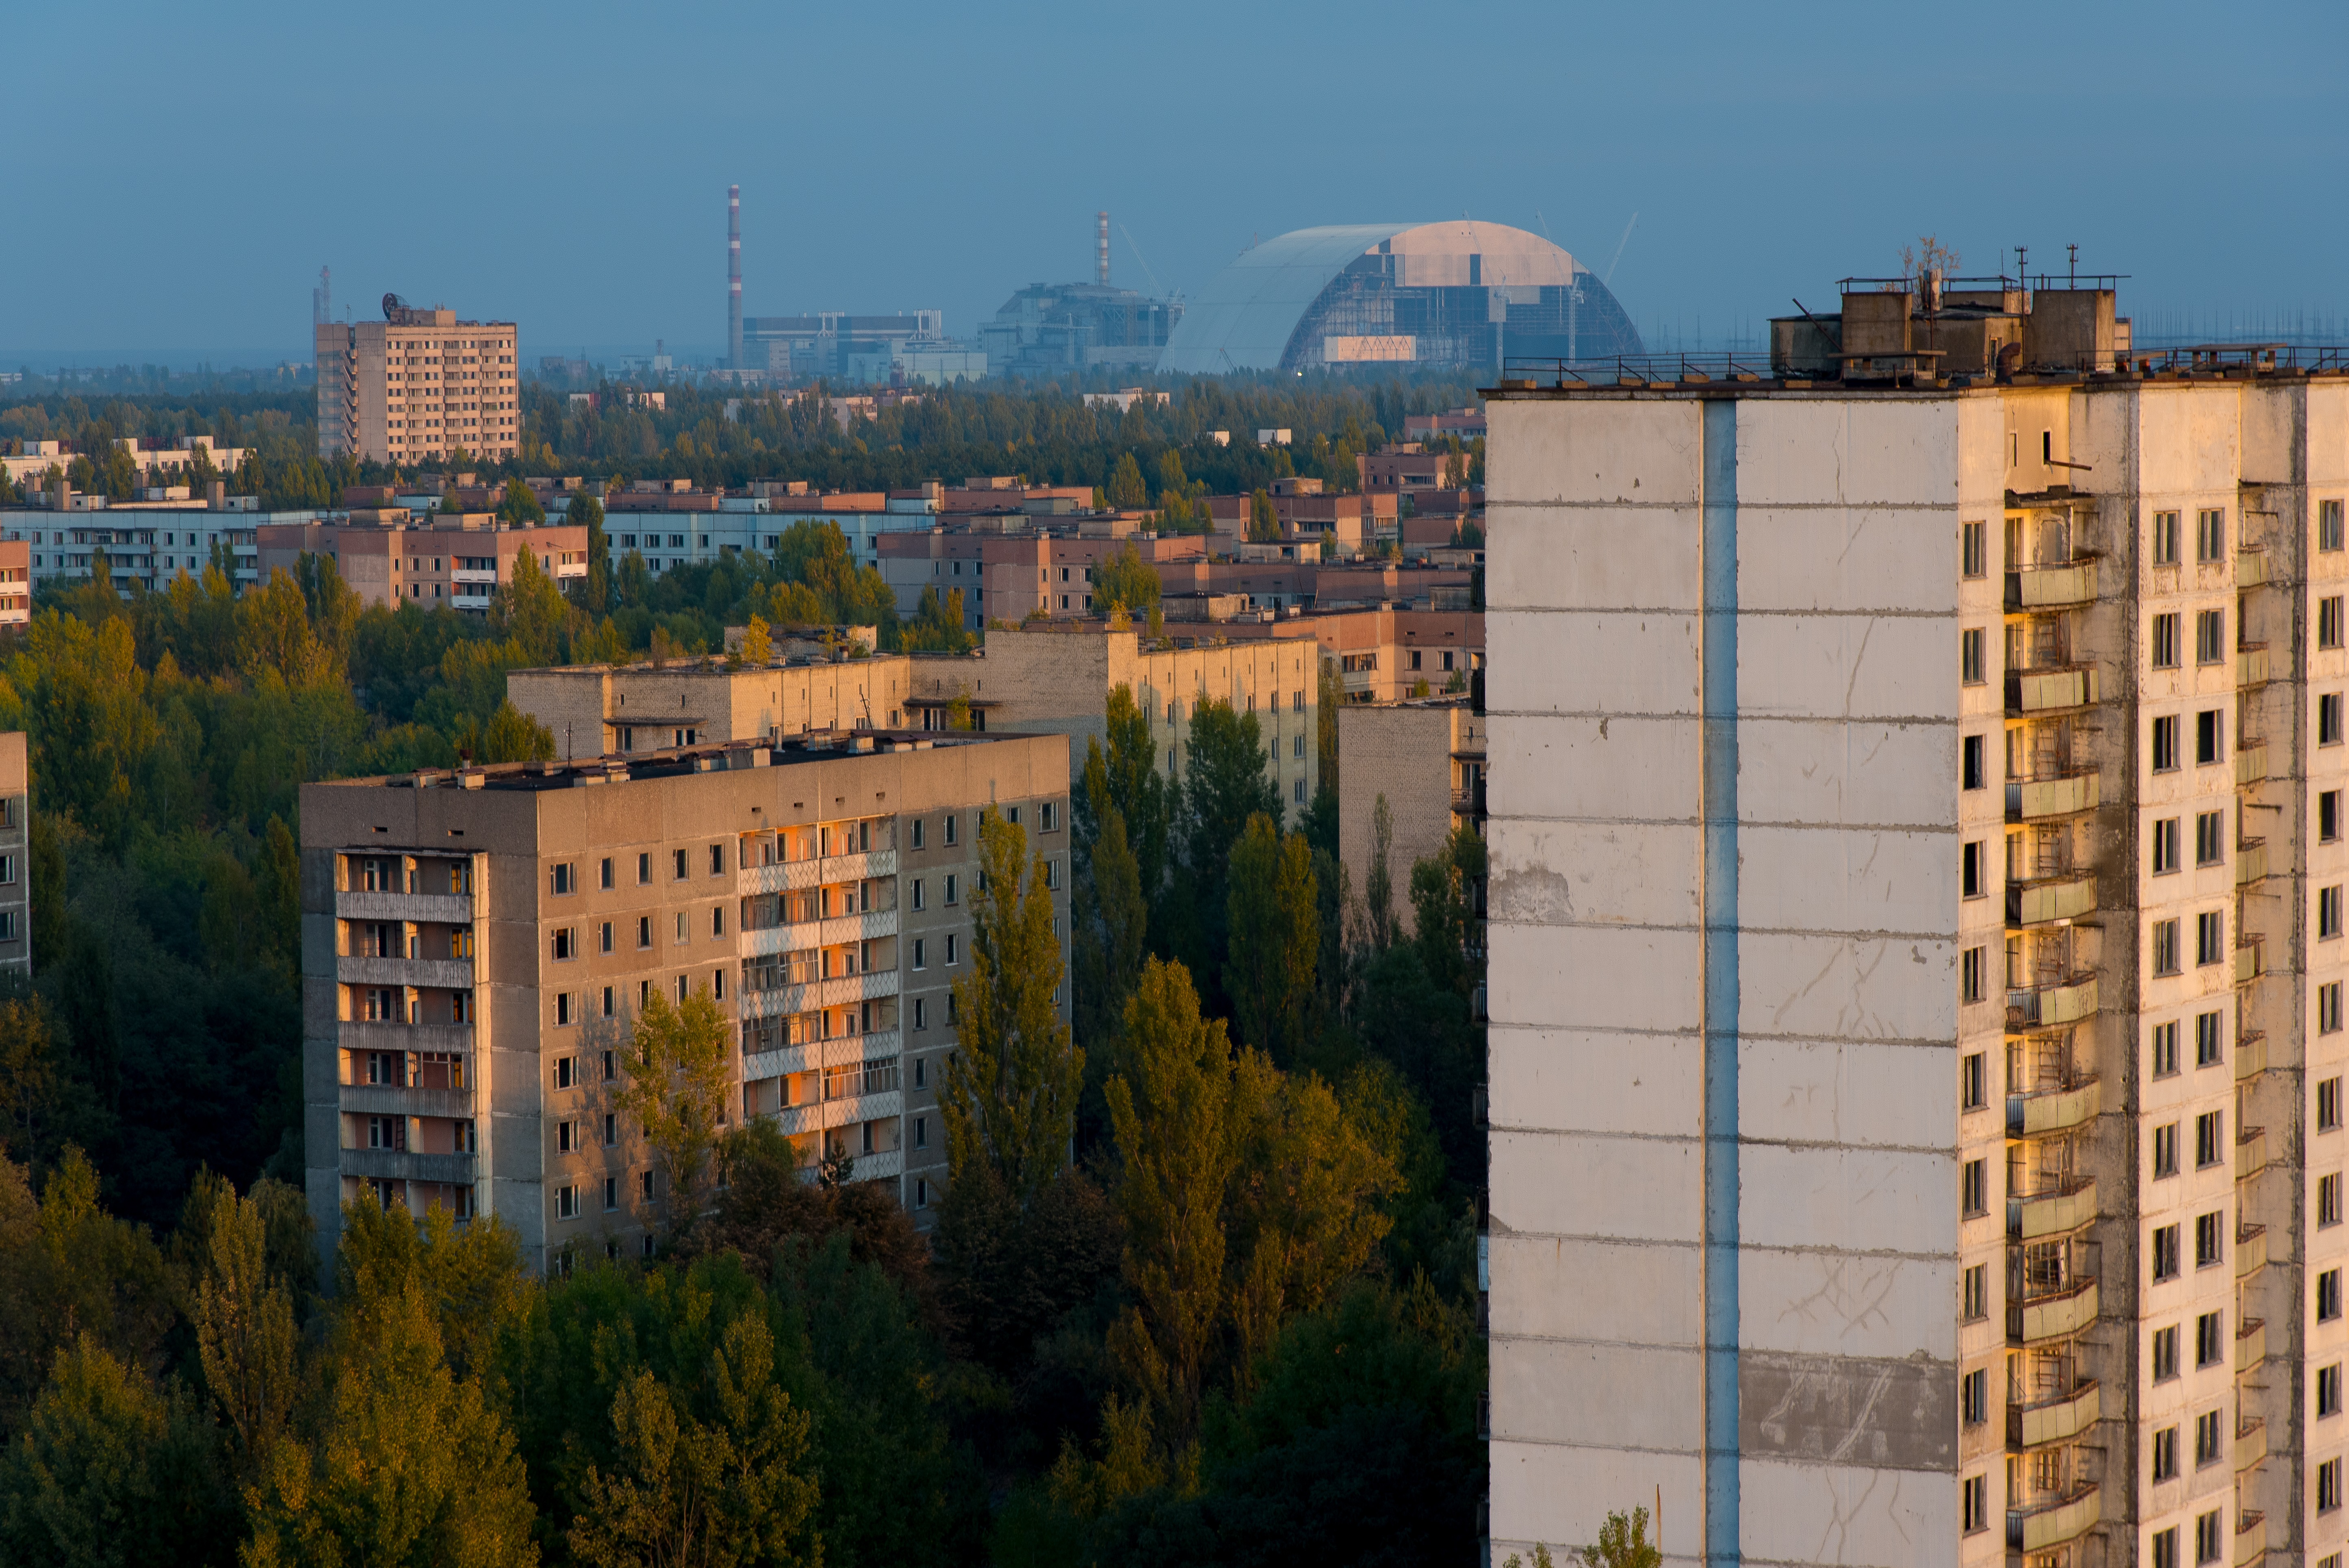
[942,809,1080,1205]
[1223,813,1319,1067]
[615,985,733,1233]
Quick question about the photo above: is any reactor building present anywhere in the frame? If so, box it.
[1155,220,1642,376]
[980,212,1182,380]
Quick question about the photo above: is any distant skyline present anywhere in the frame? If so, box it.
[7,0,2347,367]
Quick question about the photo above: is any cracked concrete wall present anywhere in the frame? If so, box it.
[1488,391,1961,1566]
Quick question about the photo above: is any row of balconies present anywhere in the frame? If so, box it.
[736,847,898,897]
[736,967,901,1020]
[762,1087,905,1137]
[740,905,898,958]
[743,1029,900,1084]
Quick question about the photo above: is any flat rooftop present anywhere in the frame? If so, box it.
[317,731,1011,794]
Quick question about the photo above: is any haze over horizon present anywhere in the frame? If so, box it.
[8,0,2346,366]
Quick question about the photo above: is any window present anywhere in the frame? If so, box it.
[2329,792,2345,843]
[1961,1475,1988,1535]
[2194,1408,2222,1466]
[711,907,725,938]
[2197,507,2225,562]
[2195,810,2225,866]
[2153,918,2181,976]
[1960,627,1986,685]
[1040,801,1058,832]
[2196,1010,2223,1068]
[637,851,651,884]
[1962,520,1986,578]
[1961,945,1986,1003]
[914,1116,928,1150]
[674,911,687,944]
[2326,499,2348,552]
[602,1176,618,1211]
[2153,1324,2180,1380]
[2153,1428,2180,1483]
[672,848,688,879]
[2326,1458,2346,1514]
[2153,817,2181,874]
[557,1185,578,1219]
[2196,911,2223,967]
[914,1178,929,1210]
[2196,608,2225,664]
[1961,841,1986,898]
[708,844,725,875]
[944,873,958,905]
[944,814,957,846]
[2194,1207,2223,1265]
[911,937,926,970]
[2196,708,2222,764]
[555,1055,576,1089]
[912,996,927,1029]
[2329,694,2349,747]
[2195,1311,2223,1368]
[2153,1224,2181,1281]
[1962,1158,1987,1216]
[2151,611,2182,669]
[553,927,575,961]
[1962,1264,1987,1322]
[2327,983,2344,1036]
[2153,713,2180,772]
[599,921,613,954]
[2328,887,2345,941]
[945,933,959,967]
[2325,1172,2343,1227]
[1962,735,1985,789]
[1961,1052,1985,1111]
[1960,1368,1988,1426]
[911,818,924,850]
[2324,1268,2345,1323]
[2195,1511,2221,1566]
[2153,509,2182,565]
[635,915,651,949]
[555,992,574,1027]
[2326,1077,2345,1130]
[600,857,614,890]
[551,863,575,895]
[2153,1122,2179,1178]
[2323,1363,2344,1417]
[2327,596,2347,651]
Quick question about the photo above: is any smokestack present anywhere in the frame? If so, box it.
[728,185,744,371]
[1097,211,1109,287]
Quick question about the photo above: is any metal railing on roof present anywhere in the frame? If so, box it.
[1500,353,1773,386]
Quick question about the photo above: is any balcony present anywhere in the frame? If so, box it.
[740,905,899,959]
[2236,1031,2267,1081]
[2008,1076,2101,1138]
[766,1086,905,1137]
[2012,1177,2097,1241]
[2238,644,2269,686]
[2007,560,2098,609]
[2236,1416,2267,1472]
[737,965,901,1020]
[2236,1509,2265,1568]
[2236,743,2268,785]
[736,847,898,898]
[340,1082,474,1120]
[335,888,474,925]
[2009,1380,2099,1449]
[2238,1317,2266,1372]
[2237,1223,2269,1279]
[742,1030,899,1084]
[338,1020,476,1055]
[2009,874,2096,927]
[337,954,474,989]
[2237,548,2269,589]
[2237,1125,2268,1180]
[2235,939,2262,984]
[2235,838,2269,888]
[2008,1484,2099,1553]
[2009,771,2100,820]
[2007,665,2099,715]
[341,1147,476,1185]
[2008,974,2098,1030]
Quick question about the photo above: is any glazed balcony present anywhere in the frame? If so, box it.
[2009,1380,2099,1450]
[742,1029,899,1084]
[740,905,899,959]
[2009,770,2100,821]
[2007,974,2098,1030]
[2006,665,2099,715]
[2011,1177,2097,1241]
[2006,560,2098,610]
[2010,1280,2098,1345]
[2008,1484,2099,1553]
[737,966,900,1020]
[2008,874,2095,927]
[2237,1223,2269,1279]
[2008,1076,2101,1138]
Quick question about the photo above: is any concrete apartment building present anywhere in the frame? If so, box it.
[509,655,922,758]
[0,732,29,973]
[1205,476,1399,557]
[256,514,587,612]
[962,623,1320,820]
[1337,696,1483,939]
[300,730,1069,1272]
[0,538,29,630]
[1483,276,2349,1568]
[315,304,520,464]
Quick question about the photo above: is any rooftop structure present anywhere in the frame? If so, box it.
[508,655,924,759]
[1156,221,1642,376]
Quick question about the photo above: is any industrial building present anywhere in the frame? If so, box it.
[299,730,1071,1274]
[1156,220,1642,376]
[1483,273,2349,1568]
[314,297,520,464]
[740,311,977,384]
[981,212,1182,379]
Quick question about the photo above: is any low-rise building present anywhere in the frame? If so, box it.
[257,514,587,611]
[3,505,268,592]
[508,655,922,759]
[299,730,1070,1273]
[1336,697,1483,939]
[1,435,252,491]
[1205,477,1399,558]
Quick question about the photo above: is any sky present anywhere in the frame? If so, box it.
[7,0,2347,367]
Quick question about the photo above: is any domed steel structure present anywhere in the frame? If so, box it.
[1157,220,1642,375]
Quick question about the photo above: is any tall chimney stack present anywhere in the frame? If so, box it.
[728,185,744,372]
[1097,211,1109,287]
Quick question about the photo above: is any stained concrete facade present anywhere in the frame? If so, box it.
[508,656,922,759]
[298,731,1068,1276]
[1486,350,2349,1567]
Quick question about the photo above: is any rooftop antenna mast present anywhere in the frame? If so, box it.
[728,185,744,371]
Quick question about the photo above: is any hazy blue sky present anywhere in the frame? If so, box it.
[8,1,2345,364]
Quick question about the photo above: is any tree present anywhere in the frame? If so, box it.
[0,1148,176,1431]
[942,809,1080,1206]
[1222,814,1319,1068]
[242,1287,539,1568]
[735,612,772,668]
[1091,687,1172,903]
[1071,798,1147,1122]
[1169,698,1279,1002]
[0,999,60,1163]
[615,985,733,1234]
[457,700,556,764]
[572,492,611,613]
[1410,821,1488,997]
[335,1197,527,1383]
[1568,1508,1663,1568]
[567,1313,820,1568]
[1104,959,1234,1430]
[190,1179,299,1477]
[1092,542,1161,620]
[497,477,546,527]
[903,586,973,654]
[1247,489,1279,543]
[491,544,569,666]
[1106,452,1148,511]
[1360,794,1398,954]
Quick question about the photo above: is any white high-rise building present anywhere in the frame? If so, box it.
[1486,277,2349,1568]
[315,300,519,464]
